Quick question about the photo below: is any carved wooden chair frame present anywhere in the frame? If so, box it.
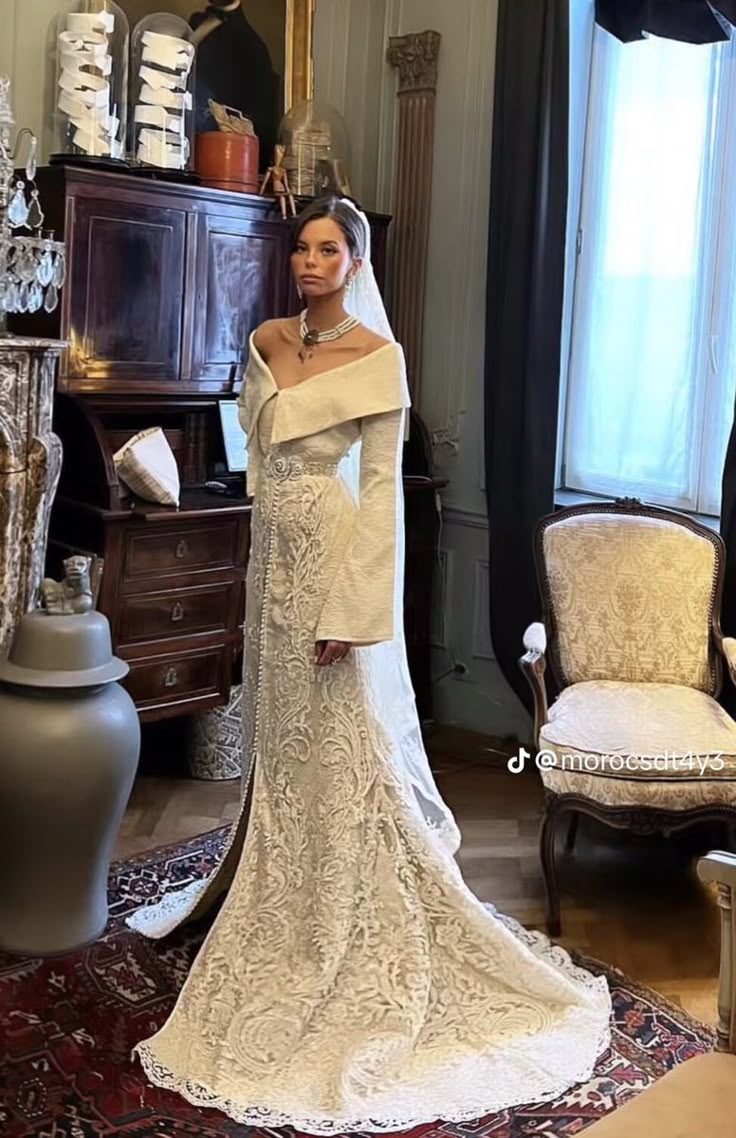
[520,497,736,936]
[699,850,736,1054]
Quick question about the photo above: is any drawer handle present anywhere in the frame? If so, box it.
[170,602,184,623]
[175,540,189,560]
[164,668,178,688]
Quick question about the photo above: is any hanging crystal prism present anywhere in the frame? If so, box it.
[7,183,28,228]
[52,253,66,288]
[44,283,59,314]
[25,135,37,181]
[27,189,43,230]
[28,281,43,313]
[37,249,54,287]
[17,247,35,282]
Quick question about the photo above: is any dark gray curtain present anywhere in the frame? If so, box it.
[483,2,569,711]
[595,0,736,43]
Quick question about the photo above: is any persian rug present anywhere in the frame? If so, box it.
[0,827,717,1138]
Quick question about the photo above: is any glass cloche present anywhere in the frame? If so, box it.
[129,14,196,174]
[49,0,129,165]
[278,101,352,198]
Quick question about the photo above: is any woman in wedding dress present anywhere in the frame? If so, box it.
[127,196,611,1133]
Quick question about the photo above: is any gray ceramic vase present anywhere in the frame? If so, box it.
[0,610,140,955]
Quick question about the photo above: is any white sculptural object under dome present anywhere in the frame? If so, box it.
[279,100,352,197]
[50,0,129,164]
[130,14,196,173]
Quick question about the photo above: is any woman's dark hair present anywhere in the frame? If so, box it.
[291,195,366,259]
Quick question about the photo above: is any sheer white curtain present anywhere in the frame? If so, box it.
[563,28,736,516]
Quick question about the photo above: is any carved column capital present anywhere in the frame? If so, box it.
[384,30,441,407]
[387,31,441,95]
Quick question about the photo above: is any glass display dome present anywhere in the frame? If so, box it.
[278,101,352,198]
[49,0,129,164]
[129,14,196,173]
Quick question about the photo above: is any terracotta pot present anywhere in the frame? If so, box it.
[195,131,260,195]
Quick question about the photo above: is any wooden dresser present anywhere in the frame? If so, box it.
[13,166,429,724]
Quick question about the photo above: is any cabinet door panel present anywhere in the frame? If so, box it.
[190,212,289,391]
[66,197,186,388]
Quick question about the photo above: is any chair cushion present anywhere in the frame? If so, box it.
[538,680,736,809]
[542,513,718,692]
[581,1052,736,1136]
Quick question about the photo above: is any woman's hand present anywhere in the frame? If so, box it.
[315,640,352,666]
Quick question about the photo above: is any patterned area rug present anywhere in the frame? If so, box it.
[0,827,717,1138]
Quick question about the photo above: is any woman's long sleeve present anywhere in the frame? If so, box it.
[315,407,405,646]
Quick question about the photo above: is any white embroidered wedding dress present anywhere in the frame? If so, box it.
[126,204,611,1133]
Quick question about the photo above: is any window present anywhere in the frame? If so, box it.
[562,27,736,517]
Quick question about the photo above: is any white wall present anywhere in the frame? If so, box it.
[0,1,59,156]
[315,0,530,740]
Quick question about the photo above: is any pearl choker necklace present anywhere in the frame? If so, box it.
[298,309,359,363]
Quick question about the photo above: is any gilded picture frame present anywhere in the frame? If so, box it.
[285,0,315,111]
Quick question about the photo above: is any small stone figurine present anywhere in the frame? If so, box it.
[259,143,296,219]
[40,555,102,615]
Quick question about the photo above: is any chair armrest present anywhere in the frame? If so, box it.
[722,638,736,688]
[519,622,548,747]
[698,851,736,1053]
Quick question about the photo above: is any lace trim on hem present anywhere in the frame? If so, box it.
[132,904,612,1134]
[484,903,608,990]
[133,1022,611,1136]
[125,879,210,939]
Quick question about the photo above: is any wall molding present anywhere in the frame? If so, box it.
[440,0,493,451]
[375,0,404,214]
[472,559,494,660]
[430,548,451,649]
[313,0,393,207]
[442,505,488,531]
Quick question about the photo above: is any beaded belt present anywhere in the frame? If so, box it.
[265,453,339,482]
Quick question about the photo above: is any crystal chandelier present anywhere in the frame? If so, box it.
[0,75,66,337]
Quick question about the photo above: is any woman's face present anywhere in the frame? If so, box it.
[291,218,359,300]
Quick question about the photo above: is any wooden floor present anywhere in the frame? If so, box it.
[116,723,722,1028]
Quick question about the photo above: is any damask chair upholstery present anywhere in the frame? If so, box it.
[520,499,736,935]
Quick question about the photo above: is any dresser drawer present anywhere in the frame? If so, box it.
[123,522,239,581]
[118,583,233,645]
[123,647,225,710]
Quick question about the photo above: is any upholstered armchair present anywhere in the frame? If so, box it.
[520,498,736,935]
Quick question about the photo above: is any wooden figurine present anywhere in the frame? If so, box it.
[259,144,296,219]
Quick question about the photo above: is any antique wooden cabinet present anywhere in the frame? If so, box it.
[12,166,430,724]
